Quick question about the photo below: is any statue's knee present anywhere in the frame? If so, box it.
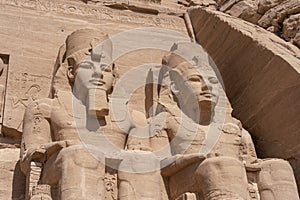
[258,159,298,199]
[196,156,248,200]
[58,146,104,169]
[118,170,162,199]
[260,159,294,181]
[259,159,295,183]
[197,156,245,176]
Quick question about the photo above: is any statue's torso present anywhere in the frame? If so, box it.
[49,97,127,149]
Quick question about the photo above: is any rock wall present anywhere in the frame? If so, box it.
[216,0,300,48]
[189,6,300,190]
[179,0,300,48]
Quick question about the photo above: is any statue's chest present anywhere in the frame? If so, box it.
[50,107,76,129]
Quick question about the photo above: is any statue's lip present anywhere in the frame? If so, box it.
[89,79,105,85]
[199,91,216,98]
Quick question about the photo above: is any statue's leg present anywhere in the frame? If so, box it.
[168,156,249,200]
[257,159,298,200]
[118,171,162,200]
[117,151,163,200]
[41,145,106,200]
[197,156,248,200]
[168,161,202,200]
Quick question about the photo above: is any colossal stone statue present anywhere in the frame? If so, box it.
[148,42,299,200]
[19,29,299,200]
[20,29,132,200]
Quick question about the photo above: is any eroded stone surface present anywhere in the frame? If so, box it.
[225,0,261,24]
[258,0,300,29]
[283,13,300,48]
[199,0,300,49]
[257,0,286,14]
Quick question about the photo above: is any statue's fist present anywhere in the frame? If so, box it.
[25,147,46,162]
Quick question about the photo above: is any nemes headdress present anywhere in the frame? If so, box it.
[50,28,112,97]
[65,29,112,67]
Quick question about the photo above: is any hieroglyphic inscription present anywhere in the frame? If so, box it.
[0,0,184,30]
[4,72,47,133]
[7,84,42,132]
[104,173,118,200]
[31,101,43,135]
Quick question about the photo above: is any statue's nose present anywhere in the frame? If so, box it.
[202,81,212,91]
[93,66,103,78]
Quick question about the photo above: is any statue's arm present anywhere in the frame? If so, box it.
[161,153,206,177]
[241,128,257,162]
[20,99,53,174]
[148,111,173,155]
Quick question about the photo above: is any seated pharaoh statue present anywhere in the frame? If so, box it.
[19,29,138,200]
[19,28,299,200]
[146,42,299,200]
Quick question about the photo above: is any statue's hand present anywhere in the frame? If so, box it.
[21,141,68,174]
[20,147,46,175]
[41,141,69,158]
[24,147,46,162]
[161,153,206,177]
[20,147,46,173]
[23,141,68,163]
[244,161,262,172]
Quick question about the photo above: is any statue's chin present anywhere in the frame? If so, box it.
[197,99,216,125]
[198,99,216,113]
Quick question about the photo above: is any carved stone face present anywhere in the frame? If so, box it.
[73,49,114,93]
[169,62,219,123]
[186,72,219,108]
[68,39,115,117]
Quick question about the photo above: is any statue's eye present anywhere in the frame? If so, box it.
[188,75,201,82]
[79,62,93,69]
[208,77,218,84]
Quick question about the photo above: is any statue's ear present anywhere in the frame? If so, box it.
[170,81,179,95]
[112,63,119,79]
[67,57,76,67]
[169,70,181,96]
[67,67,75,83]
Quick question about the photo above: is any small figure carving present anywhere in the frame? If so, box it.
[104,173,117,200]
